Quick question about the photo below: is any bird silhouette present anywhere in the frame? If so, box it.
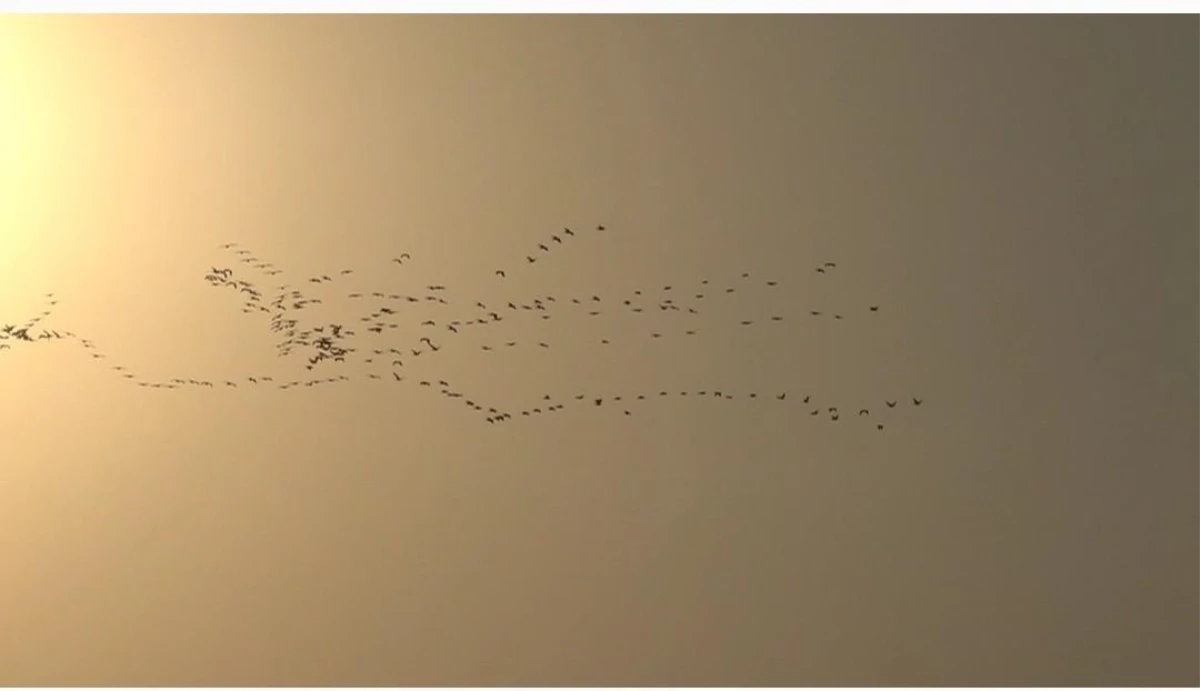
[26,230,920,432]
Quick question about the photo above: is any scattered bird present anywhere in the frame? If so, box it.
[18,233,919,432]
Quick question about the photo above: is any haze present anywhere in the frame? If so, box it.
[0,15,1195,686]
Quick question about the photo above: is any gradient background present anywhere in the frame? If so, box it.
[0,15,1196,686]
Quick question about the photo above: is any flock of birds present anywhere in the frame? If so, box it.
[1,223,925,430]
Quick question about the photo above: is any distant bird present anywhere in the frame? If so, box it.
[564,228,574,236]
[869,305,879,312]
[859,409,869,416]
[913,398,923,406]
[886,400,897,408]
[777,393,786,400]
[496,270,506,278]
[527,256,537,263]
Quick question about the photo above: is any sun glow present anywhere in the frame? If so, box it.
[0,19,59,282]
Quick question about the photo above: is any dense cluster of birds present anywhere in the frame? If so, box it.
[1,223,925,430]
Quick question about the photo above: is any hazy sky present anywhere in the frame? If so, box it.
[0,14,1195,686]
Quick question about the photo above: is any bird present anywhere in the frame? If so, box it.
[913,398,923,406]
[869,305,879,312]
[885,400,896,408]
[496,270,506,278]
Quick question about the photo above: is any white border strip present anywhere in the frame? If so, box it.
[0,0,1197,12]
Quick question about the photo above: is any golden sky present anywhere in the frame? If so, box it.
[0,14,1196,686]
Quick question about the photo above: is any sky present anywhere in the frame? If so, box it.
[0,14,1196,686]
